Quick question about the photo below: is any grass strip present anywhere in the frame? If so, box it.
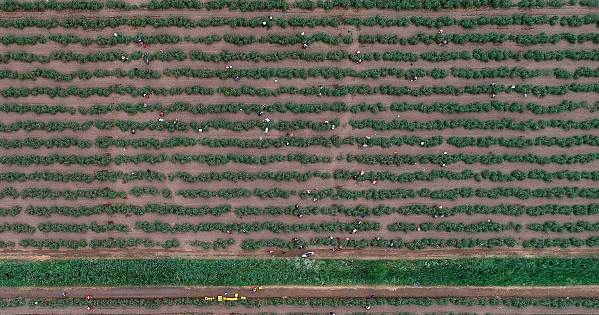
[0,257,596,286]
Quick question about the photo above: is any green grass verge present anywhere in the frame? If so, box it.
[0,257,596,287]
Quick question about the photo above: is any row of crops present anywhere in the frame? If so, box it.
[6,203,599,217]
[2,168,599,182]
[2,152,598,166]
[2,83,598,98]
[3,135,599,149]
[2,100,595,115]
[2,13,599,30]
[3,48,599,63]
[3,31,599,46]
[3,219,599,233]
[2,219,599,232]
[3,186,599,200]
[4,236,599,249]
[0,0,593,12]
[2,66,599,81]
[0,296,595,309]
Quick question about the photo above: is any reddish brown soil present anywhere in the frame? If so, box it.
[0,3,599,262]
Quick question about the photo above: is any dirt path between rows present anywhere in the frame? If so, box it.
[1,285,599,315]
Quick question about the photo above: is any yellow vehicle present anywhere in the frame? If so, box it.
[218,293,246,301]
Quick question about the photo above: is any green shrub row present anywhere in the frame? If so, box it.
[0,170,166,183]
[10,0,563,12]
[15,296,599,309]
[187,32,342,46]
[241,238,308,249]
[0,118,339,132]
[0,84,213,98]
[345,13,598,29]
[23,202,599,219]
[190,238,235,250]
[0,49,185,64]
[0,103,72,115]
[37,222,129,233]
[3,66,598,82]
[0,206,21,216]
[170,170,331,182]
[0,223,35,234]
[19,239,87,249]
[175,188,296,199]
[213,83,599,98]
[8,100,591,116]
[523,237,599,248]
[136,220,379,234]
[0,153,332,166]
[388,221,521,233]
[346,152,599,166]
[19,188,127,200]
[4,13,597,30]
[87,101,384,115]
[187,48,599,63]
[527,221,599,233]
[2,152,595,167]
[3,48,598,64]
[111,118,340,132]
[336,169,599,183]
[0,136,91,149]
[451,66,599,79]
[0,120,92,132]
[77,135,442,149]
[311,203,599,217]
[358,32,599,46]
[24,203,561,218]
[244,237,516,250]
[19,238,179,249]
[0,34,45,45]
[0,170,326,183]
[447,134,599,148]
[171,153,332,165]
[18,296,599,309]
[298,187,599,201]
[390,100,597,114]
[0,0,104,11]
[0,68,161,81]
[294,0,564,10]
[25,204,231,217]
[200,136,342,148]
[0,241,16,248]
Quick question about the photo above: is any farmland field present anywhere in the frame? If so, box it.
[0,0,598,313]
